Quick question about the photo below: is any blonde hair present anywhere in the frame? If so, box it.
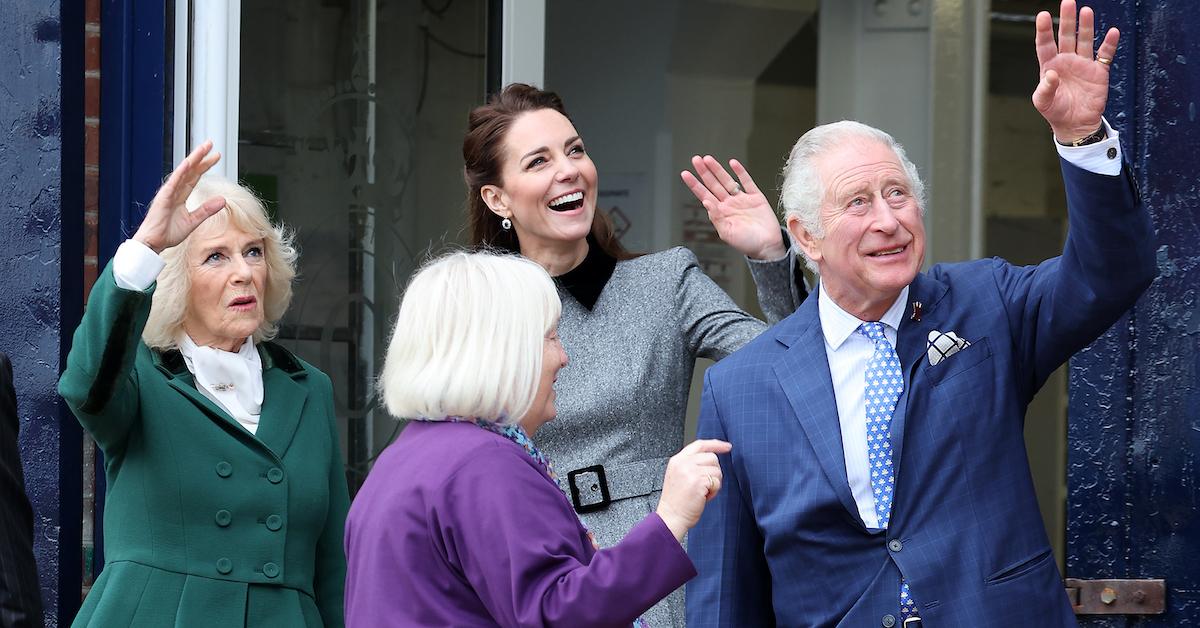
[378,250,561,427]
[142,177,298,350]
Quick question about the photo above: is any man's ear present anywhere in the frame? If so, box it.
[480,184,508,218]
[787,215,822,265]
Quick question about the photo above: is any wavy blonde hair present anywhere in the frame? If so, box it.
[378,250,561,427]
[142,177,298,350]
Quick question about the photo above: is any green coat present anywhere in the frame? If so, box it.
[59,263,350,627]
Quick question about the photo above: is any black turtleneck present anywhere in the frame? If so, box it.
[553,236,617,310]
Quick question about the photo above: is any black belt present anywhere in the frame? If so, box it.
[559,458,670,513]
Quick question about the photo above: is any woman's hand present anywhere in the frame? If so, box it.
[655,438,733,542]
[680,156,787,261]
[132,140,225,254]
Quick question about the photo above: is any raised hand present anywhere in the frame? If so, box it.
[655,438,733,541]
[1032,0,1120,143]
[680,156,787,261]
[132,140,225,254]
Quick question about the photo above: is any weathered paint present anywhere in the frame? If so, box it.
[1068,1,1200,625]
[0,1,85,626]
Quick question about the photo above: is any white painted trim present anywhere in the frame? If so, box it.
[172,0,189,166]
[501,0,545,87]
[188,0,240,178]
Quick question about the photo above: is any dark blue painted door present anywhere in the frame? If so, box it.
[1068,1,1200,625]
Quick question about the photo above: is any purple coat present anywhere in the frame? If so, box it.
[345,421,697,627]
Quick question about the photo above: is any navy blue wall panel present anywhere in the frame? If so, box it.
[99,0,170,265]
[1068,1,1200,625]
[0,1,85,625]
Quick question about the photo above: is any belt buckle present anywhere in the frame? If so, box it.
[566,464,611,513]
[903,618,922,627]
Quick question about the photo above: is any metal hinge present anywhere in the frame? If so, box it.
[1066,578,1165,615]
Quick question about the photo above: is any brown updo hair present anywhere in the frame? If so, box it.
[463,83,636,260]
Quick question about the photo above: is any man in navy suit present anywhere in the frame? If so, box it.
[0,353,43,628]
[686,1,1156,626]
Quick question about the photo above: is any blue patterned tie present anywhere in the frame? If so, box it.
[859,322,918,621]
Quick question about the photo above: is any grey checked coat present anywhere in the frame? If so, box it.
[537,246,803,627]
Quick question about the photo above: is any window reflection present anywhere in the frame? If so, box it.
[239,0,487,491]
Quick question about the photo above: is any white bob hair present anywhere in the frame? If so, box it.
[378,250,561,426]
[779,120,926,273]
[142,176,298,350]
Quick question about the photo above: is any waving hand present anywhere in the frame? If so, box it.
[132,140,225,253]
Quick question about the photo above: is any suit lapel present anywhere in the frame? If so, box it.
[773,293,865,529]
[253,343,309,459]
[153,344,309,459]
[890,274,949,481]
[154,350,258,440]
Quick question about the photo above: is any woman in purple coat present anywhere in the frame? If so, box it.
[344,251,731,627]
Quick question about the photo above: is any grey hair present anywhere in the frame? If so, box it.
[779,121,925,272]
[142,177,298,350]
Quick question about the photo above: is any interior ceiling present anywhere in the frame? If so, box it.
[668,0,816,80]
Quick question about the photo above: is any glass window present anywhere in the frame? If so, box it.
[239,0,488,491]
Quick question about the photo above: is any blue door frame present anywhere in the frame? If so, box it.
[94,0,172,577]
[1067,1,1200,625]
[98,0,172,265]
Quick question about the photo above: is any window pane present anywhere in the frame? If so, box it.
[239,0,487,491]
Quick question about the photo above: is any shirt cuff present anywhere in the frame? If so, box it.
[1054,117,1122,176]
[744,227,791,265]
[112,239,166,291]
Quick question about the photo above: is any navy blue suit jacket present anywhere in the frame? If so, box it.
[686,160,1155,627]
[0,353,43,627]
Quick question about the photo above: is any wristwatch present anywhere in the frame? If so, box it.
[1057,125,1108,147]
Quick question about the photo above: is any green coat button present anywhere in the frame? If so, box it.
[215,461,232,478]
[266,515,282,531]
[263,562,280,578]
[216,558,233,574]
[214,510,232,527]
[267,468,284,483]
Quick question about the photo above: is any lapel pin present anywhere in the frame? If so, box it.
[910,301,923,322]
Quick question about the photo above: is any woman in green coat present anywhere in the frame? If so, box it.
[59,141,350,627]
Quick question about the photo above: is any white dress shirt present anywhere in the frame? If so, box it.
[819,283,909,529]
[819,121,1123,529]
[112,238,265,434]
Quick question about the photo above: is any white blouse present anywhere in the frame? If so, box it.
[113,238,265,434]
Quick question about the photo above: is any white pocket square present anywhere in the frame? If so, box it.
[927,330,971,366]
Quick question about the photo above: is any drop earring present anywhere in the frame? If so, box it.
[501,217,512,231]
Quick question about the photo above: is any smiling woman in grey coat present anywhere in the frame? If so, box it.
[462,84,804,626]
